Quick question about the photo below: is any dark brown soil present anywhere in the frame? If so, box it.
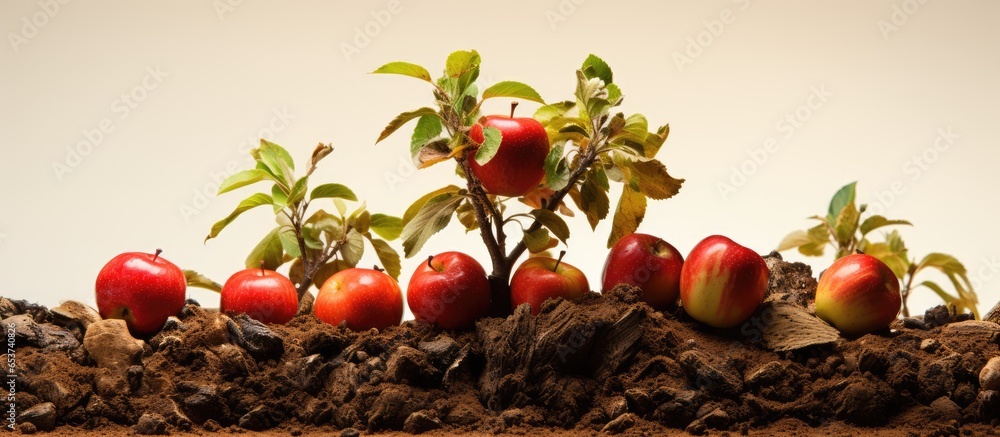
[4,254,1000,436]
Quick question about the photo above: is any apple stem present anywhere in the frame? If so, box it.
[510,101,518,118]
[553,250,566,272]
[260,260,266,276]
[373,265,384,273]
[427,255,434,270]
[153,248,162,262]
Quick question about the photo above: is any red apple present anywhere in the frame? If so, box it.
[468,103,549,197]
[314,267,403,331]
[220,268,298,325]
[510,251,590,316]
[95,249,187,335]
[602,233,684,310]
[679,235,769,328]
[815,254,901,336]
[407,252,491,330]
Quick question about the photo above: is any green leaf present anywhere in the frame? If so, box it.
[530,209,570,243]
[371,61,433,83]
[245,227,284,270]
[606,83,622,104]
[257,139,295,187]
[376,107,439,144]
[523,227,556,254]
[410,115,443,156]
[834,202,860,247]
[400,192,463,257]
[474,126,503,165]
[205,193,273,242]
[607,187,646,248]
[183,270,222,292]
[798,224,830,257]
[859,216,912,236]
[481,81,545,104]
[827,181,857,223]
[534,101,576,126]
[350,209,372,234]
[456,200,478,232]
[271,184,288,213]
[579,176,610,230]
[366,236,401,280]
[544,143,571,191]
[310,183,358,202]
[287,176,309,206]
[278,228,301,258]
[581,54,613,84]
[312,260,349,290]
[864,242,909,278]
[339,228,365,266]
[916,253,966,275]
[307,209,345,241]
[445,50,481,78]
[217,169,271,195]
[777,230,811,252]
[370,214,403,240]
[619,114,648,143]
[403,185,462,226]
[626,158,684,200]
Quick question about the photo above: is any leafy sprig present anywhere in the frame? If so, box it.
[374,51,684,315]
[779,181,979,318]
[205,140,402,300]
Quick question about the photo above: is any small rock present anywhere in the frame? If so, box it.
[181,385,229,424]
[288,354,335,394]
[341,428,360,437]
[0,298,16,318]
[925,305,952,328]
[679,350,743,397]
[134,413,168,435]
[607,397,627,419]
[903,317,928,330]
[385,346,441,387]
[203,419,221,432]
[500,408,523,426]
[83,319,144,370]
[19,422,37,434]
[161,316,184,332]
[403,410,443,434]
[701,408,730,429]
[239,405,283,431]
[126,365,144,392]
[920,339,940,353]
[94,373,129,397]
[981,356,1000,391]
[227,314,284,359]
[601,412,636,434]
[442,345,472,389]
[50,300,101,331]
[979,390,1000,420]
[418,336,460,366]
[744,361,785,388]
[930,397,961,421]
[18,402,55,432]
[2,314,43,346]
[684,418,708,436]
[624,389,652,415]
[212,343,256,378]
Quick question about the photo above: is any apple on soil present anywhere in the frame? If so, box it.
[815,253,901,336]
[220,266,298,325]
[511,251,590,316]
[95,249,187,336]
[680,235,769,328]
[468,103,549,197]
[407,252,491,330]
[314,267,403,331]
[602,233,684,310]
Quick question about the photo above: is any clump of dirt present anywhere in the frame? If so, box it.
[4,255,1000,436]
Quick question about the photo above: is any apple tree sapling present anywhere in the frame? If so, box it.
[778,181,979,318]
[202,141,403,305]
[374,51,684,315]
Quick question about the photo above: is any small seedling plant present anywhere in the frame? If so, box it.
[374,50,684,315]
[778,181,979,318]
[198,140,403,300]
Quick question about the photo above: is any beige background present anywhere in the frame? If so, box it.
[1,0,998,320]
